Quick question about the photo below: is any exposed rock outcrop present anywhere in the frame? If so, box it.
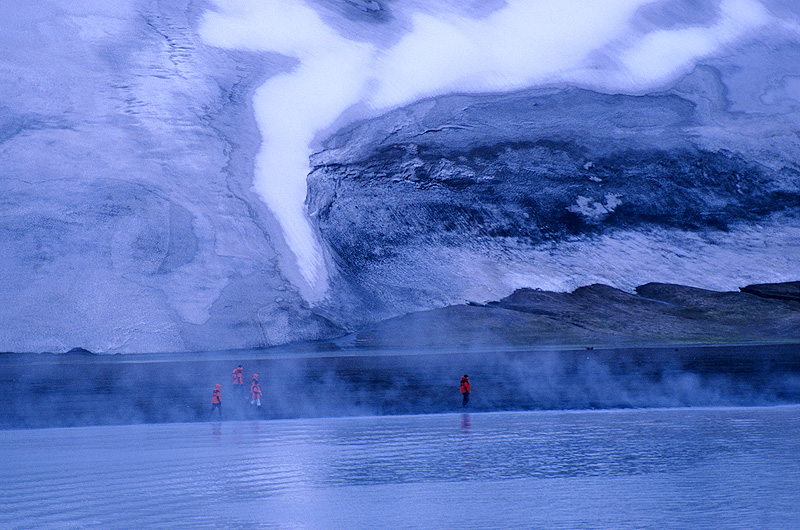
[336,282,800,350]
[740,282,800,303]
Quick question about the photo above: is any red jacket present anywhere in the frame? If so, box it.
[212,385,222,404]
[232,367,243,385]
[251,383,262,400]
[460,377,471,394]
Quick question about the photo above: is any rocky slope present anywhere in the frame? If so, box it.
[334,282,800,351]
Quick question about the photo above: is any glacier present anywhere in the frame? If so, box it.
[0,0,799,353]
[198,0,782,295]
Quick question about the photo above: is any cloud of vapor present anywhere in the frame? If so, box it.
[3,343,799,430]
[199,0,774,298]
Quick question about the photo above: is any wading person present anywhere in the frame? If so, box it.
[250,376,262,408]
[460,375,471,407]
[250,373,258,397]
[231,364,244,399]
[211,384,222,419]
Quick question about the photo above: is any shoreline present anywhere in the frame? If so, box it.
[3,337,799,365]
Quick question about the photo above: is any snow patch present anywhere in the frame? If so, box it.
[568,194,623,221]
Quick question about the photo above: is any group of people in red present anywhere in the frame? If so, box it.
[212,368,473,418]
[210,364,263,419]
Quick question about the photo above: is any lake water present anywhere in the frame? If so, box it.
[2,406,798,529]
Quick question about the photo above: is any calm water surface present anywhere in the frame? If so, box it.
[2,406,798,529]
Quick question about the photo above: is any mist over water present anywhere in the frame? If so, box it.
[198,0,783,296]
[3,343,798,429]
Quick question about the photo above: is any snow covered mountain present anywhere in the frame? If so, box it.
[1,0,798,353]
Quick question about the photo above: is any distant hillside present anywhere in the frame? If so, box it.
[334,282,800,351]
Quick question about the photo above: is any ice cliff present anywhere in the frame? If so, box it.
[1,0,799,353]
[0,1,342,352]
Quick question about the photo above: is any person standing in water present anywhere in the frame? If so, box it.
[231,365,244,400]
[211,384,222,419]
[460,375,471,407]
[250,374,262,408]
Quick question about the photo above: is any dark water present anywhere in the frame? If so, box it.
[1,406,798,529]
[1,343,799,429]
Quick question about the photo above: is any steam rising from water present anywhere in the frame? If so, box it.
[3,344,799,429]
[199,0,774,297]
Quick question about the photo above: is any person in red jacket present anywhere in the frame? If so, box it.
[232,365,243,385]
[250,380,262,408]
[250,374,262,408]
[460,375,471,407]
[211,384,222,418]
[231,365,244,400]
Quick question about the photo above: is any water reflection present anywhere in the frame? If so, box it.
[1,407,798,530]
